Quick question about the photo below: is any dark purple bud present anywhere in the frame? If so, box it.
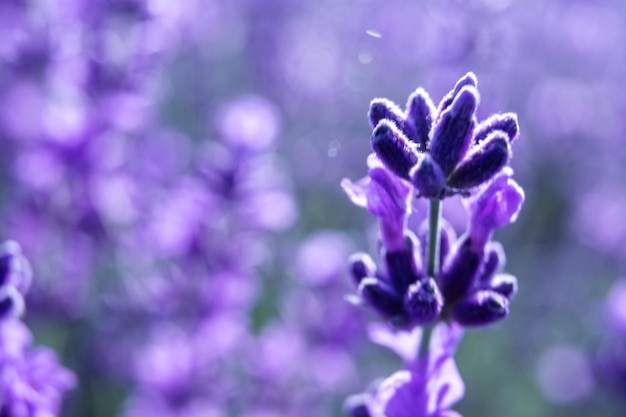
[447,131,511,190]
[490,273,517,299]
[452,290,509,327]
[0,286,24,319]
[368,98,405,129]
[409,154,446,199]
[404,278,443,325]
[383,233,423,293]
[439,235,484,304]
[358,277,405,320]
[478,242,505,283]
[437,72,478,116]
[474,113,519,144]
[430,86,479,175]
[349,253,377,286]
[371,121,419,180]
[406,88,436,148]
[343,394,372,417]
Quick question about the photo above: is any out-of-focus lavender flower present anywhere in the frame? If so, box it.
[0,0,163,316]
[536,344,595,405]
[0,320,76,417]
[343,74,524,330]
[216,95,282,152]
[296,230,355,287]
[596,279,626,399]
[0,240,31,319]
[0,240,75,416]
[108,93,306,416]
[346,322,464,417]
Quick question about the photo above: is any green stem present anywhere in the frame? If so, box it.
[420,199,442,358]
[427,199,442,277]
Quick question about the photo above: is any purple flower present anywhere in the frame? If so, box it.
[465,168,525,247]
[216,95,282,152]
[344,74,524,329]
[361,73,520,200]
[347,322,464,417]
[0,320,75,416]
[342,155,411,251]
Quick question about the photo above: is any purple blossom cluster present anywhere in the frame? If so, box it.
[595,280,626,399]
[0,240,75,416]
[343,73,524,330]
[342,73,524,416]
[107,97,300,416]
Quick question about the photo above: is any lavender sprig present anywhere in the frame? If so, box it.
[343,73,525,416]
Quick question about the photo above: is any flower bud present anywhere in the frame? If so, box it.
[368,98,405,130]
[383,233,423,293]
[409,154,446,199]
[447,131,511,190]
[358,277,405,320]
[371,121,419,180]
[452,290,509,327]
[478,241,506,283]
[430,86,478,175]
[474,112,519,144]
[404,278,443,325]
[349,253,377,286]
[439,235,484,304]
[437,72,478,116]
[490,273,518,299]
[406,88,435,148]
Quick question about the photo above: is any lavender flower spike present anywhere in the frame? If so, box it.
[0,240,75,415]
[344,73,524,329]
[0,241,31,319]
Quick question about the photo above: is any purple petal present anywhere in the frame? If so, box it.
[368,323,422,364]
[466,168,525,246]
